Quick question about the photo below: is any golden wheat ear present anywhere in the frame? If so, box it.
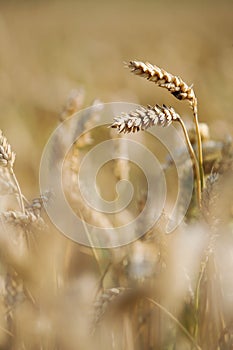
[127,60,204,189]
[127,61,196,106]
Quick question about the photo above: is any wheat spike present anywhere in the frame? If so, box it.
[128,61,196,108]
[25,192,50,217]
[92,287,126,329]
[4,272,25,308]
[2,210,45,230]
[60,88,85,121]
[0,130,15,168]
[111,104,179,134]
[0,130,25,213]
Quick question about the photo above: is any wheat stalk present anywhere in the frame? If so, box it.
[111,104,201,206]
[0,130,25,213]
[127,60,204,189]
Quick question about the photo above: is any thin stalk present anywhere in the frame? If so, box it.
[175,117,202,208]
[9,167,25,214]
[192,101,204,190]
[193,255,208,340]
[146,297,202,350]
[78,209,105,274]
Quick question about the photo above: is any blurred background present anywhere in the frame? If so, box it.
[0,2,233,349]
[0,0,232,195]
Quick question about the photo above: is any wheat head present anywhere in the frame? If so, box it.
[111,104,179,134]
[0,130,15,168]
[127,61,197,110]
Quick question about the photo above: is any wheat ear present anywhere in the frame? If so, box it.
[111,105,201,207]
[127,61,204,189]
[111,104,178,133]
[0,130,25,213]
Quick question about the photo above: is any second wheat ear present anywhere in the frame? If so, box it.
[111,104,201,207]
[127,60,204,190]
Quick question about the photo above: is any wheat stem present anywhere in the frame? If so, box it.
[192,102,204,190]
[9,168,25,214]
[147,297,202,350]
[176,117,201,207]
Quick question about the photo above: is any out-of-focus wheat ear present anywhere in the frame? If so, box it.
[0,130,15,168]
[25,191,50,218]
[127,61,204,189]
[91,287,126,334]
[59,88,85,121]
[1,210,46,230]
[111,105,201,207]
[0,130,25,213]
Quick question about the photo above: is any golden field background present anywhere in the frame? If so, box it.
[0,0,232,195]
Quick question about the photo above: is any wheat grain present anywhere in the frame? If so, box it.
[111,104,179,133]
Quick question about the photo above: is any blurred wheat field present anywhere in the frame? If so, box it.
[0,0,233,349]
[0,0,233,192]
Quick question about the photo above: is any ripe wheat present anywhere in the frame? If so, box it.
[111,104,179,133]
[128,61,197,109]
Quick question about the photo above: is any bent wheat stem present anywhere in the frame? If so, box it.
[111,104,201,207]
[175,117,201,207]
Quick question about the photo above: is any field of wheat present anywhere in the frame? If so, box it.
[0,0,233,349]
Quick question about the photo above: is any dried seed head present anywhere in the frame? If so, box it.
[93,287,126,327]
[60,88,85,121]
[111,104,180,134]
[0,130,15,168]
[128,61,197,109]
[2,210,46,230]
[4,272,25,308]
[26,191,51,217]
